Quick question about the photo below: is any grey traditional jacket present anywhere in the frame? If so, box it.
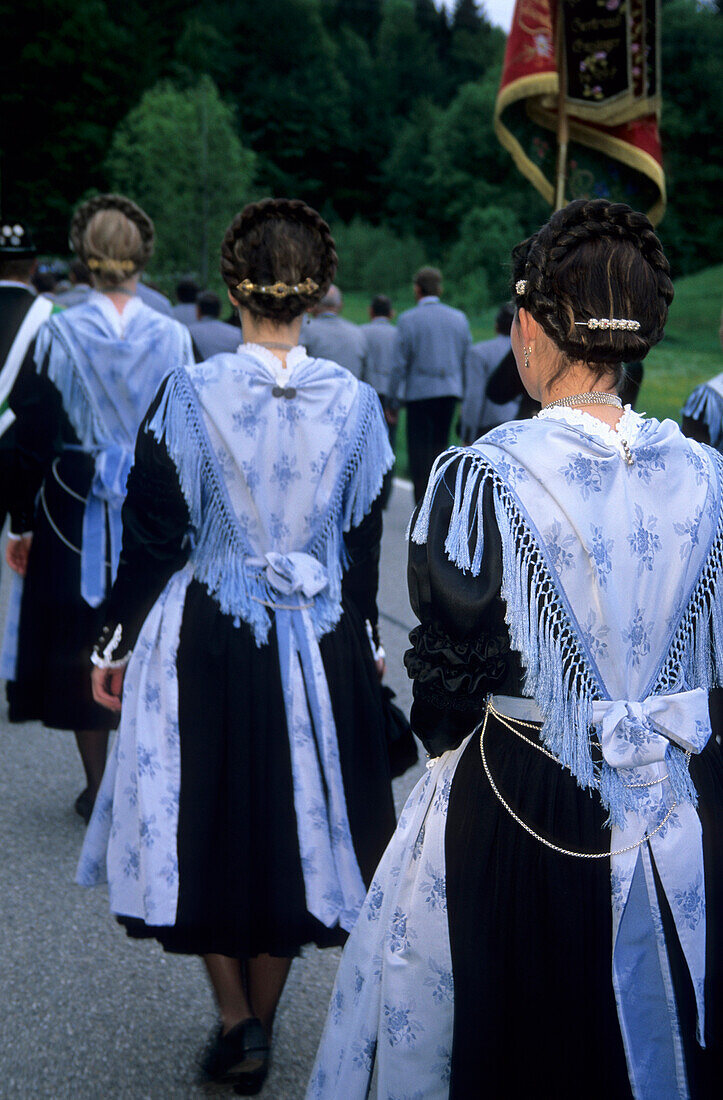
[171,302,198,327]
[460,334,519,440]
[360,316,396,398]
[136,282,173,316]
[300,313,367,379]
[387,296,471,404]
[187,317,241,359]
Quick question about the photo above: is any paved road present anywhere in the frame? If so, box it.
[0,480,423,1099]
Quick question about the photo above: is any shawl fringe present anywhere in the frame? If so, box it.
[149,368,393,645]
[36,319,100,450]
[411,446,723,829]
[653,449,723,700]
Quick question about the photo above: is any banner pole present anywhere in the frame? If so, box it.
[554,0,568,210]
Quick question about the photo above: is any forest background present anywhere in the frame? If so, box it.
[1,0,721,426]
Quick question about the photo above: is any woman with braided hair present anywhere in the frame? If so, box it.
[79,198,398,1092]
[3,193,192,821]
[310,199,723,1099]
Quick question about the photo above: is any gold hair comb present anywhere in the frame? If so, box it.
[236,277,319,299]
[88,257,136,274]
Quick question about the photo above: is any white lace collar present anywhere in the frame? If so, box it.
[89,290,144,337]
[536,404,643,458]
[241,342,309,383]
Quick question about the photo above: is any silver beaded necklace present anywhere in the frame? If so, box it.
[541,390,634,465]
[542,390,622,410]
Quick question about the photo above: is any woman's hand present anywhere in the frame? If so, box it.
[91,665,126,712]
[6,535,33,577]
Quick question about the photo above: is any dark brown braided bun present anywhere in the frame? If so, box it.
[221,198,337,324]
[70,194,154,287]
[512,199,673,372]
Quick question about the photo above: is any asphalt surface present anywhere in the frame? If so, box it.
[0,479,424,1099]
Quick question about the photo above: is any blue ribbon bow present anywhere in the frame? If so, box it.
[81,443,133,608]
[592,689,711,1100]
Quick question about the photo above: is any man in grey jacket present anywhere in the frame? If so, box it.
[361,294,397,507]
[188,291,242,358]
[459,302,520,443]
[299,285,366,378]
[387,266,471,502]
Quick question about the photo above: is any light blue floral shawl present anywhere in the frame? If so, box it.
[682,371,723,452]
[35,292,192,605]
[309,408,723,1100]
[78,345,394,936]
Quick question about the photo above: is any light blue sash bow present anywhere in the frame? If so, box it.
[81,443,133,608]
[592,689,711,1100]
[248,551,367,931]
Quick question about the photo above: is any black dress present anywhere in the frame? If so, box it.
[97,386,397,959]
[406,462,723,1099]
[6,355,119,731]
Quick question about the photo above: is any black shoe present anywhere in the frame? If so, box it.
[74,788,94,825]
[233,1061,269,1096]
[198,1017,269,1089]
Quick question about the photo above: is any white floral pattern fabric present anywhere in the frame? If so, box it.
[402,409,723,1099]
[78,347,393,933]
[308,741,467,1099]
[77,565,191,924]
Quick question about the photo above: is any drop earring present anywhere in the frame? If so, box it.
[523,345,531,370]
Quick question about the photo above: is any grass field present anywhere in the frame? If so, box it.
[342,265,723,478]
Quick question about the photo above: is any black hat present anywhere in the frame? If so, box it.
[0,221,36,256]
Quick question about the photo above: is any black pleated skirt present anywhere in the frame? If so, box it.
[7,452,118,732]
[445,711,723,1099]
[121,578,397,959]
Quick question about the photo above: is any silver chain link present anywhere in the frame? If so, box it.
[479,702,681,860]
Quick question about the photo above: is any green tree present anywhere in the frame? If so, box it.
[446,204,523,302]
[211,0,352,209]
[658,0,723,274]
[330,218,426,291]
[0,0,201,249]
[427,72,548,234]
[323,0,382,43]
[330,26,387,219]
[382,100,447,247]
[106,77,255,284]
[375,0,444,121]
[0,0,133,248]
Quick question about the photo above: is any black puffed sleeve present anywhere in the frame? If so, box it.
[97,379,192,661]
[405,456,525,756]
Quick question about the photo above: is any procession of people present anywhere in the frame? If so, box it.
[1,190,722,1099]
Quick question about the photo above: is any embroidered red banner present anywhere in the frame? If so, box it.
[494,0,665,223]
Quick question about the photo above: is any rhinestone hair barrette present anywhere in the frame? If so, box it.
[574,318,641,331]
[515,279,527,296]
[236,277,319,299]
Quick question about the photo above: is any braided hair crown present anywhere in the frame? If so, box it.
[70,194,154,285]
[221,198,337,324]
[512,199,673,367]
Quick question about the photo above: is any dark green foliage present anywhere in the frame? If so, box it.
[446,204,523,305]
[106,78,255,285]
[330,218,426,292]
[657,0,723,276]
[322,0,383,43]
[375,0,444,120]
[452,0,483,32]
[2,0,719,286]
